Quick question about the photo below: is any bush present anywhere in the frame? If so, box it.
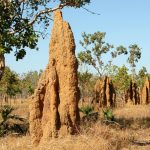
[80,105,99,124]
[80,105,94,116]
[0,105,28,136]
[103,108,115,121]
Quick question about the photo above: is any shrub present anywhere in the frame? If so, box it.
[103,108,115,121]
[80,105,94,116]
[80,105,99,124]
[0,105,28,136]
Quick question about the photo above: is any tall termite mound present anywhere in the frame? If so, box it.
[125,81,140,105]
[29,10,80,145]
[94,76,116,107]
[141,77,150,104]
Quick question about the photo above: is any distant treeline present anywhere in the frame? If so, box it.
[0,65,149,102]
[0,66,42,100]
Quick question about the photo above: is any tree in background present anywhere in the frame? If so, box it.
[127,44,141,81]
[0,67,21,99]
[0,67,41,100]
[104,61,118,78]
[78,32,128,77]
[0,0,91,79]
[113,65,131,92]
[137,66,148,88]
[112,44,141,88]
[78,70,95,99]
[112,44,141,81]
[20,71,40,98]
[113,65,131,105]
[78,32,114,77]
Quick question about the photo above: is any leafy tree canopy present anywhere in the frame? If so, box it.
[137,66,148,87]
[0,66,21,97]
[78,32,126,77]
[0,0,91,60]
[138,66,147,79]
[78,70,95,97]
[113,65,131,92]
[78,32,114,76]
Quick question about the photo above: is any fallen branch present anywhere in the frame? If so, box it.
[103,119,122,127]
[132,140,150,146]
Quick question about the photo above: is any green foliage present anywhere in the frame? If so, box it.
[0,1,38,60]
[113,44,141,84]
[111,45,128,58]
[138,66,147,78]
[0,67,40,99]
[113,65,131,92]
[78,32,128,77]
[28,85,34,95]
[80,105,99,124]
[137,66,148,88]
[103,108,115,121]
[20,71,40,97]
[0,0,90,60]
[128,44,141,68]
[1,105,14,123]
[78,71,92,85]
[104,62,118,77]
[0,67,21,97]
[128,44,141,80]
[60,0,90,7]
[0,105,27,136]
[80,105,94,116]
[78,32,114,76]
[78,70,95,97]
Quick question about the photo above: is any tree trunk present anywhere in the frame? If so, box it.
[0,54,5,80]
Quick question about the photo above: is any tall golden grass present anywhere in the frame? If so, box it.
[0,100,150,150]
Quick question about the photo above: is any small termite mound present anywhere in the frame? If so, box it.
[125,80,140,105]
[141,77,150,104]
[94,76,116,108]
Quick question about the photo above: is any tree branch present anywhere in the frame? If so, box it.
[28,3,66,26]
[82,7,100,15]
[9,3,67,35]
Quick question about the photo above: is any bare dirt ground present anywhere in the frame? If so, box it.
[0,100,150,150]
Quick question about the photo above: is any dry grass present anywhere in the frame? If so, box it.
[0,99,29,119]
[0,136,32,150]
[0,100,150,150]
[114,105,150,119]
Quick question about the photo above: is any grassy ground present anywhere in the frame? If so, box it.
[0,100,150,150]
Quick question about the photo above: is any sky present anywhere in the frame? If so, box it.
[5,0,150,74]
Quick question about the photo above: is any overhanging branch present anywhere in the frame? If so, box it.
[9,3,67,35]
[28,3,66,26]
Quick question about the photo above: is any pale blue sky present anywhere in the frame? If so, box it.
[5,0,150,74]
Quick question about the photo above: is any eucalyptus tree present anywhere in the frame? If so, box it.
[113,44,141,81]
[78,32,114,77]
[78,32,127,77]
[127,44,141,81]
[113,65,131,92]
[137,66,148,87]
[0,0,91,79]
[78,70,94,98]
[0,66,21,99]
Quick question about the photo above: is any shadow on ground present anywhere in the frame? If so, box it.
[116,117,150,129]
